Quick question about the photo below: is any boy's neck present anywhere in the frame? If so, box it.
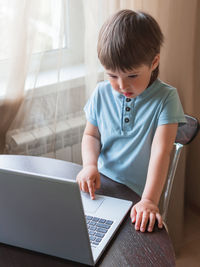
[148,76,157,88]
[148,67,159,87]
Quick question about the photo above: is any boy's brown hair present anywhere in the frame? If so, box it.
[97,9,164,81]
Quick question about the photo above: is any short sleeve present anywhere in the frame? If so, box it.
[158,89,186,126]
[83,86,98,127]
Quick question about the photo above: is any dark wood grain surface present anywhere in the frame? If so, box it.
[0,155,176,267]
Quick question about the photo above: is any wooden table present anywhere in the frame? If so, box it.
[0,155,176,267]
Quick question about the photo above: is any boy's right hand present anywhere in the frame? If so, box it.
[76,165,101,200]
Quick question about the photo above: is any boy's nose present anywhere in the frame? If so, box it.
[119,79,129,91]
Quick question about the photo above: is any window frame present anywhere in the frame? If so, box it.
[38,0,84,71]
[0,0,85,78]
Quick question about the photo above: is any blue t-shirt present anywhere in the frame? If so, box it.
[84,79,186,196]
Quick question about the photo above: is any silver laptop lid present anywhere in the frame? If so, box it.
[0,168,94,266]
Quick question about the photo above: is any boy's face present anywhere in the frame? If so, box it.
[105,56,159,98]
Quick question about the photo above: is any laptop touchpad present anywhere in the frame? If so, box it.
[81,192,104,213]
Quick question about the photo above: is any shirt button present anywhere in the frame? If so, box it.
[126,98,131,102]
[125,118,129,123]
[126,107,131,111]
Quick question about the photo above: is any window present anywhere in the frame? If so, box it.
[37,0,85,71]
[0,0,84,74]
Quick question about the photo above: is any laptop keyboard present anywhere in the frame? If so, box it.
[85,215,113,247]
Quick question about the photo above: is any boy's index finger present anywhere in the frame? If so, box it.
[88,180,95,200]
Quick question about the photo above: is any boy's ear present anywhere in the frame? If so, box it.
[151,54,160,70]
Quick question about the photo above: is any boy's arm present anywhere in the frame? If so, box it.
[82,121,101,167]
[130,123,178,232]
[76,121,101,199]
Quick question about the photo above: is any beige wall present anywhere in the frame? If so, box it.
[185,0,200,208]
[142,0,200,208]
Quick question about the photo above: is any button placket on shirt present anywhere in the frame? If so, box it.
[123,98,134,132]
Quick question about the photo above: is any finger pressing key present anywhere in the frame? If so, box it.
[88,180,95,200]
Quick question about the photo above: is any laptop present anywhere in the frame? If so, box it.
[0,166,132,266]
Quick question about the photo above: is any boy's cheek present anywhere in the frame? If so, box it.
[109,80,115,87]
[109,81,119,91]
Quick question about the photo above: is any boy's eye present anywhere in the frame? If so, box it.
[128,75,138,78]
[108,75,117,79]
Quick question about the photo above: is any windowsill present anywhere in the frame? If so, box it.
[0,63,104,100]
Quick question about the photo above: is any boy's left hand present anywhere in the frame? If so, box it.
[130,199,163,232]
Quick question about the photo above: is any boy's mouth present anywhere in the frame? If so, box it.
[123,92,133,97]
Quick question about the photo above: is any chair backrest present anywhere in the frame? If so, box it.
[175,114,199,145]
[161,114,199,222]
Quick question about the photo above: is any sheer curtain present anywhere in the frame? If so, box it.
[0,0,148,156]
[0,0,86,162]
[0,0,39,152]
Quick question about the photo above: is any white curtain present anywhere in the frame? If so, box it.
[1,0,124,155]
[0,0,85,160]
[0,0,38,152]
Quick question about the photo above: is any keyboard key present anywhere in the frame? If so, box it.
[96,223,110,229]
[89,221,96,226]
[92,217,99,222]
[89,226,97,231]
[96,223,105,228]
[95,232,105,238]
[99,219,106,223]
[102,224,111,229]
[97,228,108,233]
[105,220,113,225]
[92,241,99,246]
[89,236,96,241]
[96,238,102,243]
[86,215,93,220]
[89,230,95,235]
